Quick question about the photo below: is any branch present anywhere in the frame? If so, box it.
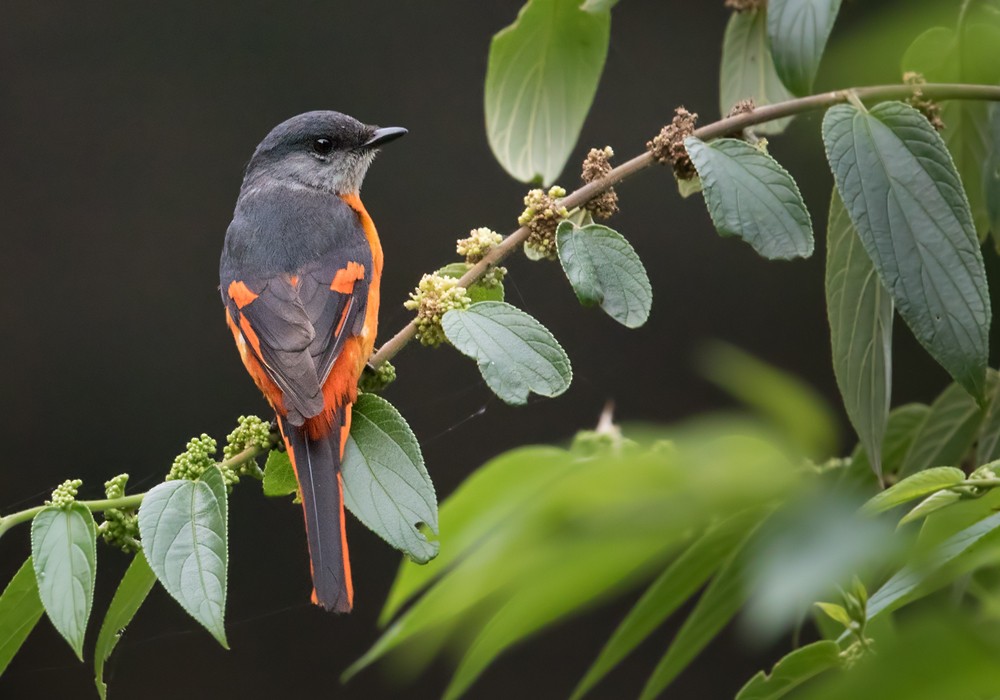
[0,439,275,540]
[370,82,1000,368]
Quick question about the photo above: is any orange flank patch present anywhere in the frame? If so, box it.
[330,261,365,294]
[227,311,284,413]
[334,299,352,337]
[339,404,353,458]
[228,280,258,309]
[289,274,299,287]
[338,471,354,607]
[238,315,263,357]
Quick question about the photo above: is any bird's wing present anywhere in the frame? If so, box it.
[221,198,373,425]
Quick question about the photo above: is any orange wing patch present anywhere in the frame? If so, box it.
[228,280,259,309]
[330,262,366,294]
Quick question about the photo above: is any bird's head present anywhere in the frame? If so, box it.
[243,111,406,194]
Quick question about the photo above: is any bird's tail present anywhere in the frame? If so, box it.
[277,411,353,612]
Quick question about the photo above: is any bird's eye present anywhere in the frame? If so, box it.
[312,137,334,155]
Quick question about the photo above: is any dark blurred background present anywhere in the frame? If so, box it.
[1,1,993,698]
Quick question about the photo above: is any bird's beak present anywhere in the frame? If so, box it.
[364,126,408,149]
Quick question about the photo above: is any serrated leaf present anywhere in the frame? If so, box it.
[861,467,965,515]
[442,301,572,405]
[736,640,841,700]
[823,101,991,400]
[899,489,963,527]
[262,450,298,498]
[685,137,813,260]
[572,509,764,700]
[94,552,156,700]
[0,558,44,676]
[826,189,893,478]
[899,382,985,477]
[555,221,652,328]
[767,0,842,95]
[720,7,795,134]
[902,23,1000,241]
[639,530,756,700]
[31,503,97,659]
[342,393,438,564]
[485,0,610,184]
[138,466,228,648]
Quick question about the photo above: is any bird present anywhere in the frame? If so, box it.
[219,111,406,612]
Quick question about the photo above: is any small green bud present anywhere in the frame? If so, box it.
[47,479,83,508]
[359,361,397,394]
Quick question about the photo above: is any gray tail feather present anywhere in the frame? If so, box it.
[278,416,353,612]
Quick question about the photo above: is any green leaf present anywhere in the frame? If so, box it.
[700,342,837,458]
[866,507,1000,621]
[436,262,504,304]
[767,0,842,95]
[379,446,572,625]
[572,509,764,700]
[442,301,572,405]
[138,466,228,648]
[443,531,674,700]
[262,449,297,498]
[899,381,985,477]
[898,489,963,527]
[861,467,965,515]
[0,558,44,676]
[719,7,795,134]
[814,602,852,628]
[342,393,438,564]
[685,137,814,260]
[826,189,893,478]
[639,537,754,699]
[736,640,842,700]
[978,371,1000,463]
[902,23,1000,241]
[30,503,97,659]
[986,103,1000,246]
[823,101,991,400]
[580,0,618,11]
[94,552,156,700]
[485,0,610,184]
[555,221,652,328]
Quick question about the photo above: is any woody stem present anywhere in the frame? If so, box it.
[369,81,1000,368]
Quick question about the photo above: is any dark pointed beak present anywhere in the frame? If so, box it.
[364,126,408,149]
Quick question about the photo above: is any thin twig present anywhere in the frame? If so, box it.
[369,82,1000,368]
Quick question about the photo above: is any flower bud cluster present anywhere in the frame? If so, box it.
[519,186,569,260]
[404,273,472,347]
[98,473,139,552]
[46,479,82,508]
[223,415,273,481]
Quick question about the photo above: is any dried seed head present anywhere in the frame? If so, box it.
[726,98,756,118]
[581,146,619,220]
[904,72,945,131]
[648,107,699,180]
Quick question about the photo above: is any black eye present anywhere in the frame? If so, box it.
[312,137,333,155]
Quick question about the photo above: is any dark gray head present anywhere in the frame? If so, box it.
[243,111,406,194]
